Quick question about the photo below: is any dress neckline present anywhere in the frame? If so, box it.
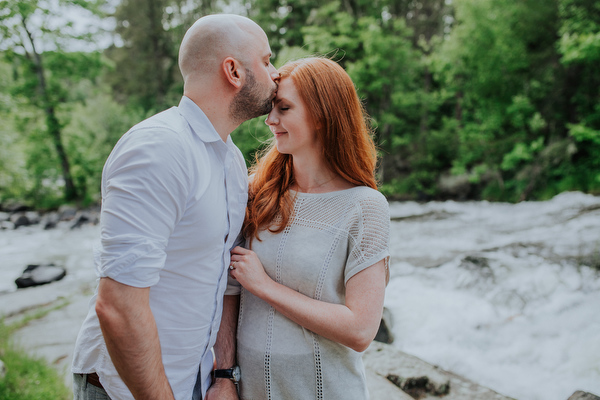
[289,186,366,197]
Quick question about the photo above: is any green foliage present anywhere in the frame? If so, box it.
[559,0,600,64]
[61,87,147,205]
[2,0,600,207]
[231,116,274,166]
[0,0,109,204]
[0,313,71,400]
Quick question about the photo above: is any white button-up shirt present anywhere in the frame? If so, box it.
[72,96,248,400]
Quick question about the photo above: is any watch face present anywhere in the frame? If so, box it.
[232,366,241,382]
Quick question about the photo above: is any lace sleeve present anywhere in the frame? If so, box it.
[345,190,391,284]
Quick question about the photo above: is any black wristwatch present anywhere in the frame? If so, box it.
[213,365,241,384]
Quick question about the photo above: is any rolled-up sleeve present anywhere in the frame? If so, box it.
[97,128,190,288]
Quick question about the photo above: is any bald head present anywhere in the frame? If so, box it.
[179,14,266,83]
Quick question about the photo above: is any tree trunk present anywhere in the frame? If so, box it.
[420,66,432,151]
[22,16,78,201]
[46,107,77,201]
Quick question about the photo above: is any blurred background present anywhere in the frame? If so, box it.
[1,2,600,399]
[1,0,599,211]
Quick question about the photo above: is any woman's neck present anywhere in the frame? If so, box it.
[291,156,353,193]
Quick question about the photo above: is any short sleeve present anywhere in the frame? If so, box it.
[97,127,191,287]
[344,190,390,283]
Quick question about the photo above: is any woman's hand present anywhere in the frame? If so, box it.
[229,246,273,296]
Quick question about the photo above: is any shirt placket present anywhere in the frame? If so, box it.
[206,144,236,351]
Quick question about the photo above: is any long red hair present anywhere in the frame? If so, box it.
[243,57,378,242]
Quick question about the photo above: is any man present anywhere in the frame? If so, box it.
[71,14,279,400]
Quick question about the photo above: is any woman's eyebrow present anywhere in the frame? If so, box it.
[274,96,287,105]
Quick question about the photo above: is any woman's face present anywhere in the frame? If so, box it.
[265,77,320,158]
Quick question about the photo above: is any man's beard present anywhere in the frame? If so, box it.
[230,69,275,122]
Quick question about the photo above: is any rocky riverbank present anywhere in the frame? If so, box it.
[2,193,600,399]
[2,281,598,400]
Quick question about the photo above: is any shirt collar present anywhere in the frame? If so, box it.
[178,96,223,144]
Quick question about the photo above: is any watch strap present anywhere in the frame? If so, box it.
[213,368,234,379]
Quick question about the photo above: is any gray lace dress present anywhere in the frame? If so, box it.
[236,186,390,400]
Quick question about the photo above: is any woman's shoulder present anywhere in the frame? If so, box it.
[347,186,389,208]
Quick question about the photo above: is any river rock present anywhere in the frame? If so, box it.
[58,205,78,221]
[10,213,31,228]
[366,368,415,400]
[568,391,600,400]
[374,307,395,344]
[2,202,30,213]
[41,212,59,230]
[70,211,97,229]
[364,341,515,400]
[14,264,67,289]
[437,172,472,200]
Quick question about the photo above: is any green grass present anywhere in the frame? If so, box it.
[0,300,72,400]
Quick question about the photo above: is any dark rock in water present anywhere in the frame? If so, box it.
[58,205,78,221]
[3,203,30,213]
[41,212,60,230]
[569,391,600,400]
[25,211,40,225]
[374,307,395,344]
[11,214,31,229]
[15,263,67,289]
[70,212,91,229]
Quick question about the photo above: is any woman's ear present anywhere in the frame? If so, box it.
[222,57,244,89]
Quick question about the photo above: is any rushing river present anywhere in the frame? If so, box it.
[1,191,599,400]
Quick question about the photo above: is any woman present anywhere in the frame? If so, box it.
[229,57,390,399]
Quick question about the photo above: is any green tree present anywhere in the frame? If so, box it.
[105,0,223,112]
[557,0,600,193]
[431,0,570,200]
[0,0,105,203]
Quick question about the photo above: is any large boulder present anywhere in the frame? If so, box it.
[568,391,600,400]
[14,264,67,289]
[364,342,516,400]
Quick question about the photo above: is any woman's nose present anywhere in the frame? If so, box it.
[265,112,277,126]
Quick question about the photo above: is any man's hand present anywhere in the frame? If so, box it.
[205,378,239,400]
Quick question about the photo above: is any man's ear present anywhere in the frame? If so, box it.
[222,57,244,89]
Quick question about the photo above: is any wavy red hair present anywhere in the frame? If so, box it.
[244,57,378,242]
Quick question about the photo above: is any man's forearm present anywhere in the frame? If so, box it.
[96,278,175,400]
[213,295,240,368]
[205,295,240,399]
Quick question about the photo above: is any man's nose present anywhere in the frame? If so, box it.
[269,65,280,81]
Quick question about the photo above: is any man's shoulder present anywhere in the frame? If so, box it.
[108,106,209,171]
[120,107,200,152]
[133,107,188,134]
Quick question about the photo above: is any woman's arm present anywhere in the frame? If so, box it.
[229,246,386,352]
